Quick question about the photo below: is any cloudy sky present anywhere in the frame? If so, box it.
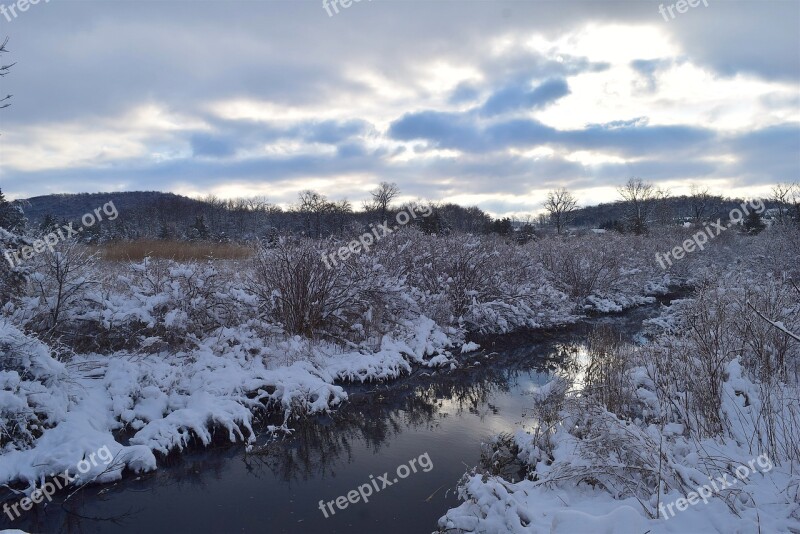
[0,0,798,216]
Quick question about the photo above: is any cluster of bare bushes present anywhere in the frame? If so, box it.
[8,241,255,353]
[6,224,792,363]
[533,232,664,306]
[249,238,406,344]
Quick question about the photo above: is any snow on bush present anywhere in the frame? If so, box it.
[532,233,663,313]
[0,321,67,451]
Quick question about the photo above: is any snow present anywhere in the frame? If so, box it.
[0,315,456,495]
[460,342,480,354]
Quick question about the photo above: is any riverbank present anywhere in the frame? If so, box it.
[1,303,663,533]
[0,292,673,527]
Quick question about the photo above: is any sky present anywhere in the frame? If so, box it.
[0,0,798,217]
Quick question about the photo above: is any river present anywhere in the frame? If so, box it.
[5,306,659,534]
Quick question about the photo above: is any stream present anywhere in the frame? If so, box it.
[4,305,662,534]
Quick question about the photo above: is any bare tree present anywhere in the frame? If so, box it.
[771,183,795,224]
[27,242,98,336]
[329,199,353,234]
[652,186,674,227]
[370,182,400,222]
[0,38,12,111]
[689,184,711,225]
[543,188,579,234]
[297,190,332,238]
[617,177,656,235]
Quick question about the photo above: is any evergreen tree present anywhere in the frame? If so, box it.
[158,221,172,240]
[39,213,58,234]
[743,210,766,234]
[0,188,24,233]
[516,223,536,244]
[600,219,626,233]
[191,215,210,239]
[419,210,445,235]
[0,190,28,302]
[489,217,513,236]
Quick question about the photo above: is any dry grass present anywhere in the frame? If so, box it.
[94,240,254,262]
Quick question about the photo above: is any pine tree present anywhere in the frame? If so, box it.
[743,210,766,234]
[419,210,445,235]
[0,190,28,302]
[158,222,172,240]
[0,188,24,232]
[191,215,210,239]
[39,213,58,234]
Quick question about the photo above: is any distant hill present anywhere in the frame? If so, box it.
[14,191,208,226]
[570,195,753,228]
[10,190,784,242]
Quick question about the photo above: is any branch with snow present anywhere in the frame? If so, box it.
[747,301,800,343]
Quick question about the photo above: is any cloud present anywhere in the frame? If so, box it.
[630,58,674,93]
[480,78,570,116]
[299,119,373,144]
[388,111,485,151]
[190,133,237,158]
[389,111,717,158]
[724,123,800,183]
[0,0,797,215]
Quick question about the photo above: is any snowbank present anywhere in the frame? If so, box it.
[0,316,456,494]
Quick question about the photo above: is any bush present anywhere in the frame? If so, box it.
[249,238,403,343]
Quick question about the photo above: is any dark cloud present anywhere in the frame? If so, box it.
[389,111,717,158]
[480,78,570,117]
[724,123,800,183]
[667,1,800,82]
[389,110,486,151]
[300,119,373,144]
[190,133,237,158]
[448,82,481,105]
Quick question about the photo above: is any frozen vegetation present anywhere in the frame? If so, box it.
[0,225,675,495]
[1,208,799,534]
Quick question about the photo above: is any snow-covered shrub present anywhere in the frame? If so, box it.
[375,230,574,333]
[0,321,68,451]
[17,241,99,339]
[742,224,800,280]
[250,238,404,343]
[97,258,253,350]
[641,272,800,436]
[583,325,638,418]
[14,256,255,353]
[532,233,660,312]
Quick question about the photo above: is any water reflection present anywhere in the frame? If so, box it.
[242,351,555,485]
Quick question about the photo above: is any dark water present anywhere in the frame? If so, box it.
[2,309,655,534]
